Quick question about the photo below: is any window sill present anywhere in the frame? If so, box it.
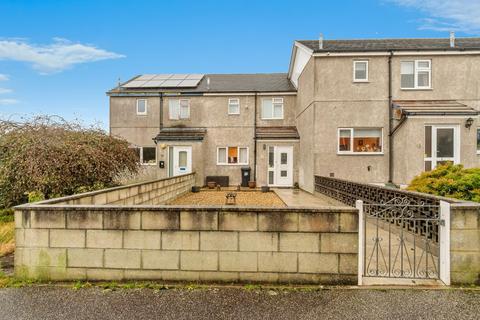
[228,113,240,116]
[140,163,157,166]
[353,80,369,83]
[261,118,284,120]
[337,152,384,156]
[217,163,249,166]
[136,114,148,116]
[400,88,433,91]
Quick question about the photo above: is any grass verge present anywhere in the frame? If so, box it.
[0,211,15,257]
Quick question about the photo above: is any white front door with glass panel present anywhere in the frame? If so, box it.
[172,146,192,176]
[424,125,460,171]
[267,146,293,187]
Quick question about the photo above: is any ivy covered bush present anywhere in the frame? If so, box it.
[0,116,139,208]
[407,163,480,202]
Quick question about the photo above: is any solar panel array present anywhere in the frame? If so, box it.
[122,74,204,88]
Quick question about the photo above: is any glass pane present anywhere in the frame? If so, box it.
[355,62,367,80]
[425,161,432,171]
[417,71,429,87]
[169,99,179,119]
[268,147,274,168]
[179,151,187,167]
[401,61,414,74]
[353,129,382,152]
[228,104,239,114]
[437,128,454,157]
[268,171,274,184]
[239,148,247,164]
[218,148,226,164]
[477,129,480,151]
[401,74,414,88]
[137,100,146,113]
[280,170,287,177]
[273,104,283,118]
[142,147,156,164]
[417,61,430,69]
[281,153,287,165]
[339,129,351,151]
[425,126,432,157]
[262,99,273,118]
[228,147,238,164]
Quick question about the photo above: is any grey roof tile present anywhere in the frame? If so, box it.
[298,37,480,53]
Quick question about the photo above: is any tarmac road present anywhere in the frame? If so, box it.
[0,286,479,320]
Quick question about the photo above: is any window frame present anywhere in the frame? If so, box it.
[216,146,249,165]
[136,99,148,115]
[169,98,190,120]
[133,146,157,165]
[400,59,432,90]
[353,60,369,82]
[476,128,480,154]
[337,127,384,155]
[228,98,240,115]
[261,97,284,120]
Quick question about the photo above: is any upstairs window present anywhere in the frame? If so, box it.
[338,128,383,154]
[169,99,190,120]
[228,98,240,115]
[133,146,156,165]
[401,60,431,89]
[136,99,147,115]
[353,61,368,82]
[261,98,284,119]
[217,146,248,165]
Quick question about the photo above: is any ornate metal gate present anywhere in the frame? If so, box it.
[359,197,442,280]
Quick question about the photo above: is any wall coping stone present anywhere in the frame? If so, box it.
[15,204,356,213]
[14,172,195,208]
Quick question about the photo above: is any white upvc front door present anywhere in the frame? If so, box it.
[424,125,460,170]
[267,146,293,187]
[172,146,192,176]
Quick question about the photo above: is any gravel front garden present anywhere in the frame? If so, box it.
[168,190,286,207]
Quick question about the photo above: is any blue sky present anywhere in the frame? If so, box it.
[0,0,479,129]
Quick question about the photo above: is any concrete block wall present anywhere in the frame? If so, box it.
[450,203,480,285]
[36,173,195,206]
[14,207,358,284]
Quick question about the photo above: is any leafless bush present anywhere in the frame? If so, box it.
[0,115,139,208]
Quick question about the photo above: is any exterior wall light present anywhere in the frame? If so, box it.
[465,117,474,129]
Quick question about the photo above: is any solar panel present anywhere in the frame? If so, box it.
[121,74,204,88]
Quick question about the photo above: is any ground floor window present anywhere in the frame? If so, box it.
[133,146,156,165]
[338,128,383,154]
[217,146,248,165]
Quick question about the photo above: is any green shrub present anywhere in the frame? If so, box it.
[407,163,480,202]
[0,116,139,208]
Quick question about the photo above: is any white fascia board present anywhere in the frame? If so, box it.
[313,50,480,57]
[203,92,297,96]
[288,42,314,88]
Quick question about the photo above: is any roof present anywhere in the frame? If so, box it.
[297,37,480,53]
[110,73,296,94]
[393,100,480,117]
[255,126,300,140]
[154,127,207,141]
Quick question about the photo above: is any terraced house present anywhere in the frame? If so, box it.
[107,34,480,191]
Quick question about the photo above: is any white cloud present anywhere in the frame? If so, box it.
[0,74,8,81]
[392,0,480,33]
[0,88,12,94]
[0,38,125,74]
[0,98,18,105]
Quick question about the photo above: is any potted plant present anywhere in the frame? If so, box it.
[207,181,216,189]
[248,180,256,189]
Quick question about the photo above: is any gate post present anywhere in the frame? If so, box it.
[356,200,364,285]
[439,200,451,285]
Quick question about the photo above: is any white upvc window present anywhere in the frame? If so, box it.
[261,98,284,119]
[217,146,248,165]
[136,99,147,115]
[133,146,157,165]
[228,98,240,115]
[353,60,369,82]
[401,60,431,89]
[337,128,383,154]
[169,99,190,120]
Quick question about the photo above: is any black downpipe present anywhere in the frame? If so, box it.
[388,51,394,184]
[253,93,258,181]
[160,93,164,130]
